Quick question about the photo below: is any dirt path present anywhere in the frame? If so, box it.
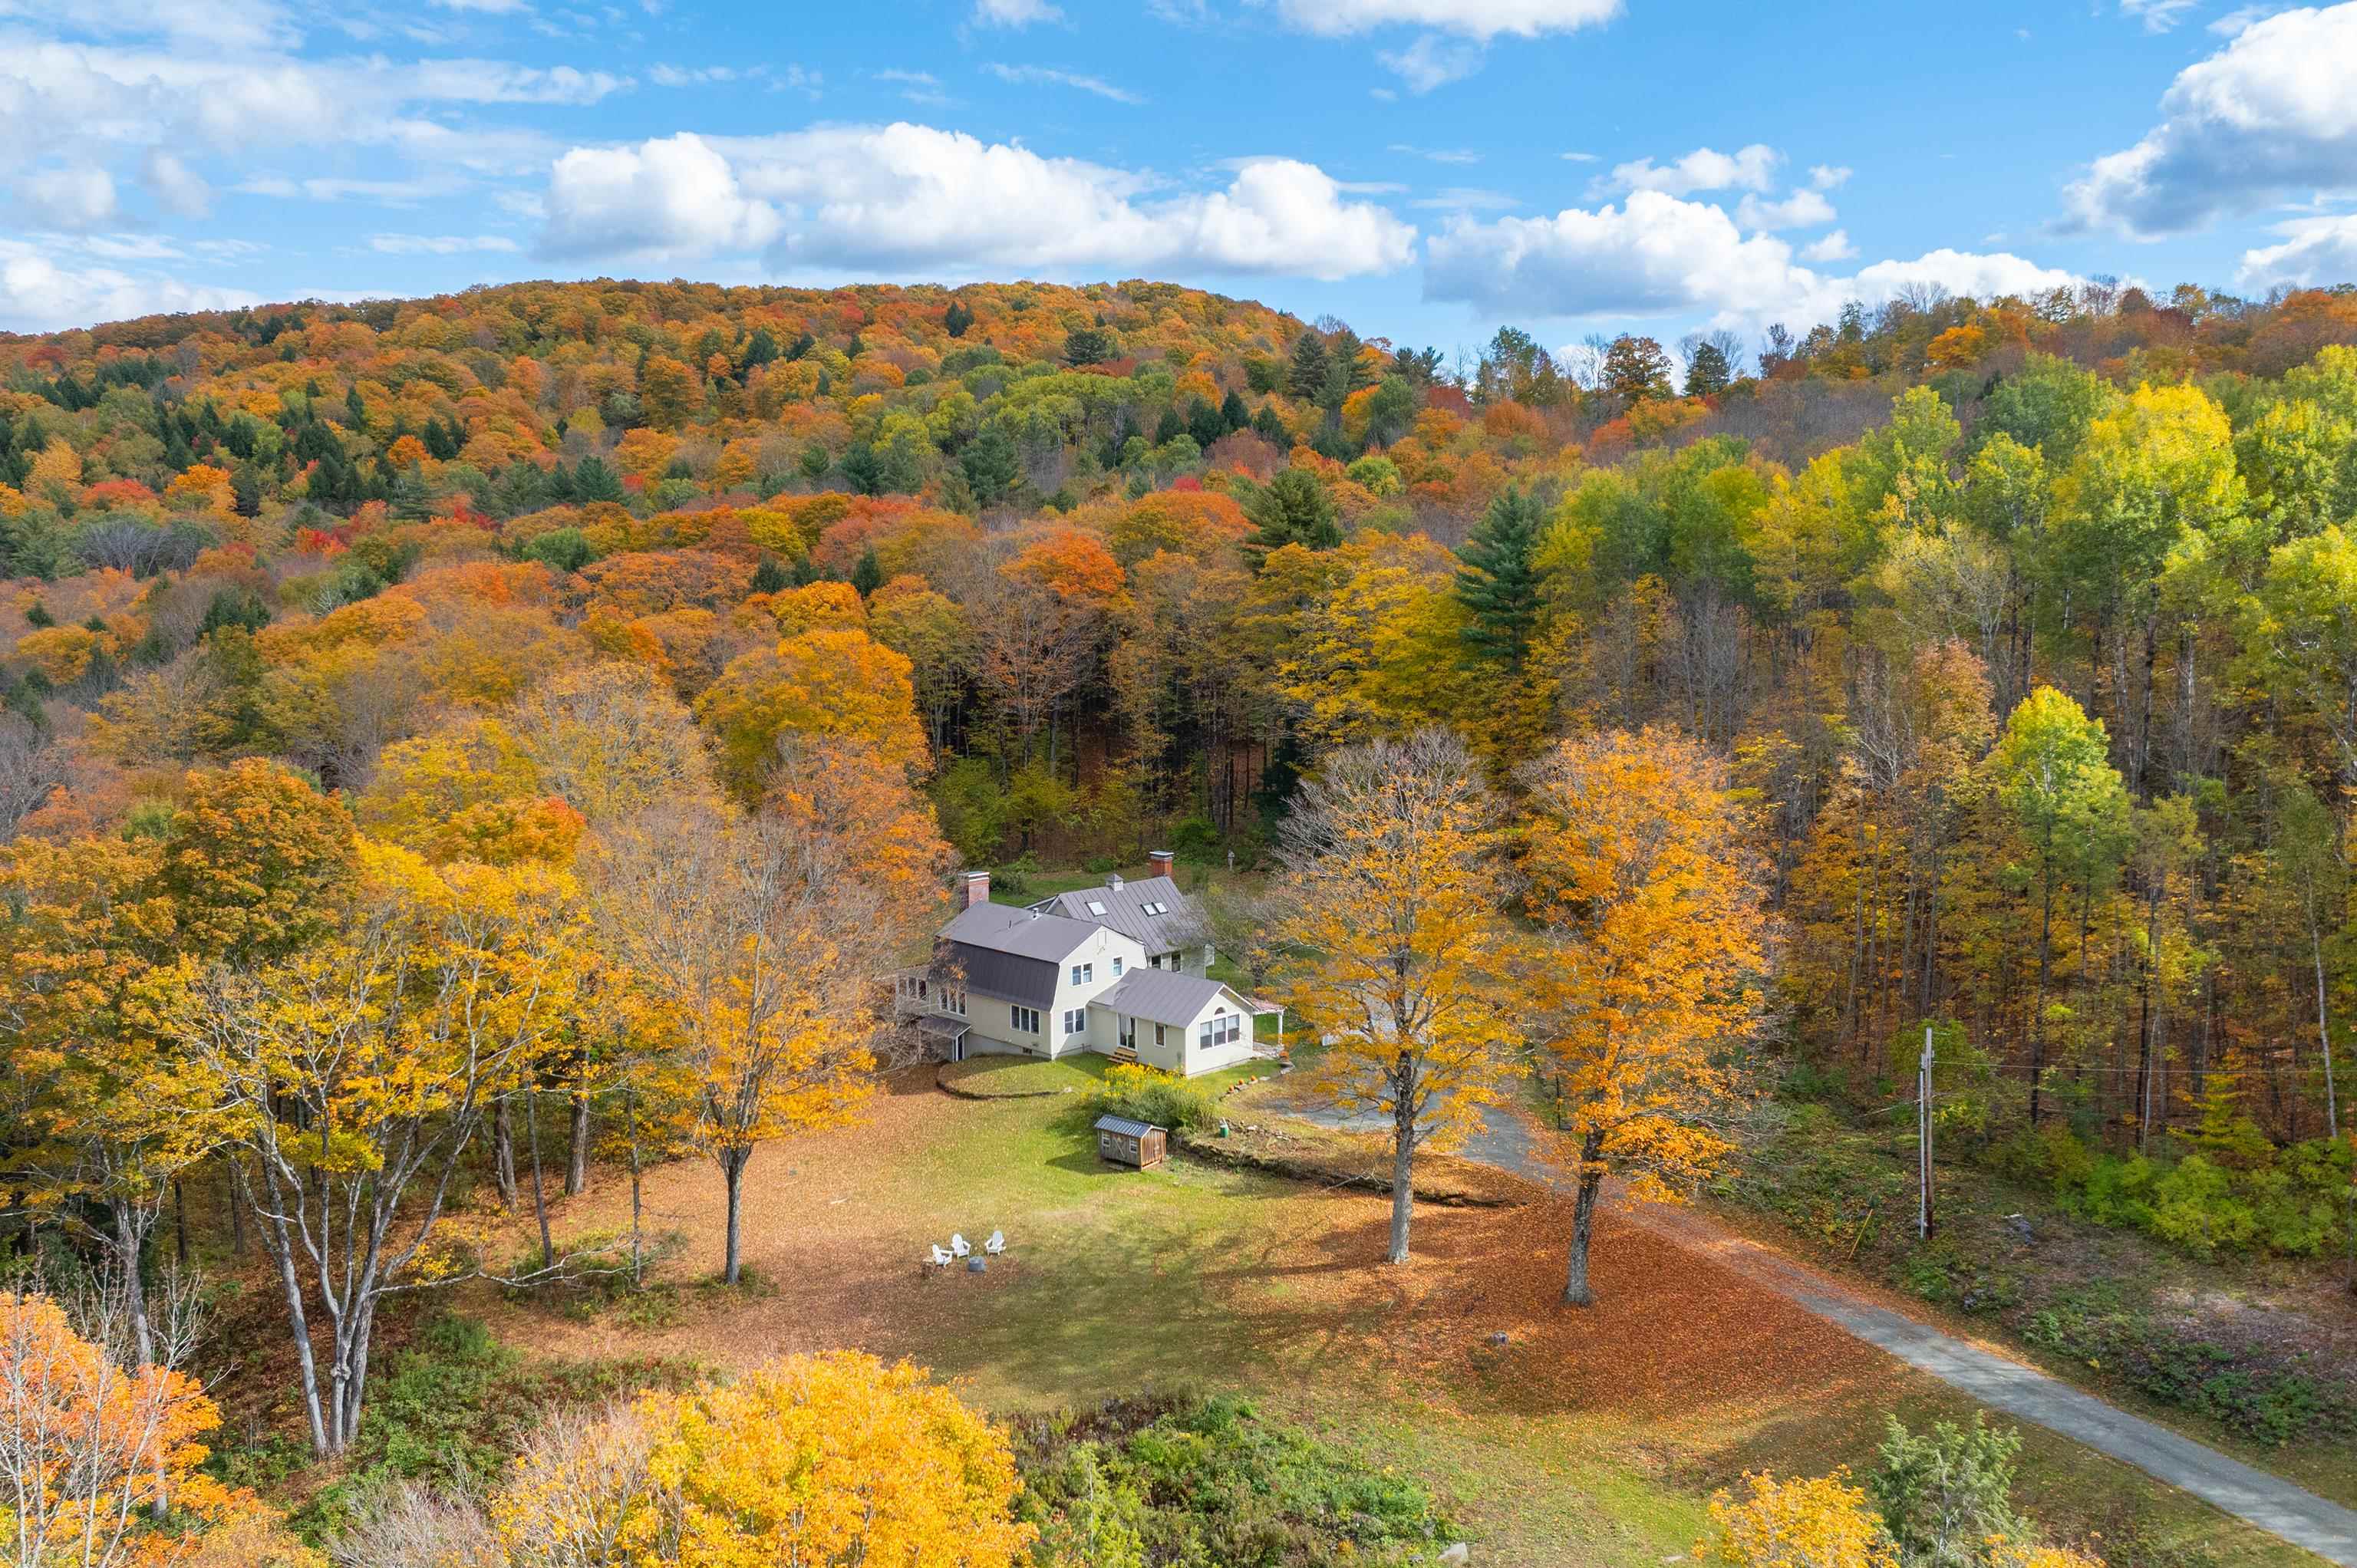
[1290,1099,2357,1566]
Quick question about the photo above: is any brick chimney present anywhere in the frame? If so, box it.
[962,870,991,908]
[1147,849,1173,881]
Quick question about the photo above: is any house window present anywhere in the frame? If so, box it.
[1199,1010,1241,1049]
[944,987,967,1016]
[1063,1007,1085,1035]
[1112,957,1124,977]
[1012,1005,1040,1034]
[1149,954,1163,970]
[1070,962,1093,986]
[1154,1024,1168,1047]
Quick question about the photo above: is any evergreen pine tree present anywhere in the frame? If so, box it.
[1187,397,1225,450]
[1683,340,1733,398]
[750,556,791,595]
[1455,485,1548,669]
[852,548,885,597]
[1252,403,1291,448]
[1285,330,1330,400]
[961,424,1021,506]
[1220,389,1250,433]
[944,301,974,339]
[1244,469,1340,565]
[573,456,624,502]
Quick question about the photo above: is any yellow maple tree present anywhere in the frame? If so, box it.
[1519,727,1766,1306]
[1258,728,1517,1264]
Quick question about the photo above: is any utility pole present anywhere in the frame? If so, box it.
[1917,1023,1937,1241]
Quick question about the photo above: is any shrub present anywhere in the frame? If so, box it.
[1702,1468,1893,1568]
[2021,1293,2356,1444]
[1867,1414,2026,1567]
[2146,1156,2256,1259]
[1086,1062,1218,1133]
[1011,1390,1454,1567]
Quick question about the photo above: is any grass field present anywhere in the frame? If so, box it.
[477,1067,2322,1567]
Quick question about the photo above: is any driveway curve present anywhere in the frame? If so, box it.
[1292,1099,2357,1565]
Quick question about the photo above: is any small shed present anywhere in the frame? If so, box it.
[1093,1114,1167,1169]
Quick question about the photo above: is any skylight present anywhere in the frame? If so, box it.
[1086,900,1107,915]
[1140,900,1169,916]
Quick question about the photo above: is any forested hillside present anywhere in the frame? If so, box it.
[11,277,2357,1127]
[5,274,2357,1519]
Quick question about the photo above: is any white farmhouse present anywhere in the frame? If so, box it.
[894,853,1279,1077]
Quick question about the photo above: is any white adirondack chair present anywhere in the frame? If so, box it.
[950,1233,971,1259]
[926,1244,953,1270]
[984,1230,1006,1256]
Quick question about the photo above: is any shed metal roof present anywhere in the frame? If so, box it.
[1093,1115,1160,1138]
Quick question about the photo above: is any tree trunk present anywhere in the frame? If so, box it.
[567,1085,591,1197]
[722,1154,747,1286]
[2311,905,2339,1140]
[1562,1131,1606,1307]
[493,1099,519,1209]
[2029,842,2056,1128]
[223,1165,244,1257]
[1386,1084,1416,1265]
[114,1205,154,1368]
[526,1092,553,1273]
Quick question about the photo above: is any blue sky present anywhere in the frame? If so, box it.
[5,0,2357,361]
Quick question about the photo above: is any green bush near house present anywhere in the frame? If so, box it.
[1083,1062,1221,1133]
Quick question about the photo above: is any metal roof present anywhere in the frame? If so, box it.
[1093,1115,1160,1138]
[1035,875,1207,958]
[941,900,1104,962]
[1095,969,1264,1028]
[932,940,1057,1009]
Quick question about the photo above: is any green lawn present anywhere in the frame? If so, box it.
[485,1055,2328,1568]
[938,1053,1110,1096]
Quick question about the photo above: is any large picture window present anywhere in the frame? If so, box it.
[1012,1005,1040,1033]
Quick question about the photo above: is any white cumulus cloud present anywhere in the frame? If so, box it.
[542,131,783,262]
[1606,143,1782,196]
[540,123,1417,282]
[1424,188,2082,330]
[0,238,258,331]
[1734,188,1837,231]
[2065,2,2357,237]
[1802,228,1858,262]
[15,165,119,229]
[2237,212,2357,287]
